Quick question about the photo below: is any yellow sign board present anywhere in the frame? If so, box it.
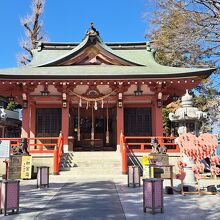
[21,156,32,179]
[142,155,153,166]
[142,155,154,178]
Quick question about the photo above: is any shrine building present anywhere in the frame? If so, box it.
[0,24,216,153]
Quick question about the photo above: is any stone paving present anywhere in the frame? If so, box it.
[0,175,220,219]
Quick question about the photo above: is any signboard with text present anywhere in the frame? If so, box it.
[21,156,32,179]
[0,140,10,158]
[142,155,154,178]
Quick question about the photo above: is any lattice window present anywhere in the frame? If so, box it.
[36,108,61,137]
[124,108,152,136]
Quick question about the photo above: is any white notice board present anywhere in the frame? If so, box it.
[0,140,10,158]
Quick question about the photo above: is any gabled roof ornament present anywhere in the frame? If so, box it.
[86,22,100,37]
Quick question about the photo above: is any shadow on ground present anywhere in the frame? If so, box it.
[35,181,125,220]
[117,181,220,220]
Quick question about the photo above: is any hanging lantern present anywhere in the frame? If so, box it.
[101,99,104,108]
[86,101,89,109]
[79,98,82,107]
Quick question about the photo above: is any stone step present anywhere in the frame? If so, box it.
[71,152,120,157]
[59,151,122,172]
[60,168,122,176]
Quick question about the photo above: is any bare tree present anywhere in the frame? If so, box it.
[18,0,46,65]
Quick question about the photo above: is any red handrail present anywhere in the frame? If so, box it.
[120,134,180,174]
[124,136,179,153]
[53,131,64,175]
[120,131,127,174]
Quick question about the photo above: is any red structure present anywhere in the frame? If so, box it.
[0,24,215,158]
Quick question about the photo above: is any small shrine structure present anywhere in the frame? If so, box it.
[0,24,216,153]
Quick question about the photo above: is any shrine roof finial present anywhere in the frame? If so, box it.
[86,22,100,37]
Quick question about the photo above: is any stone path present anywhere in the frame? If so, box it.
[35,181,125,220]
[0,175,220,220]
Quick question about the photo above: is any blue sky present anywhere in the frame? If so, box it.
[0,0,149,68]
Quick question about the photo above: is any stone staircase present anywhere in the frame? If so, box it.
[59,152,76,170]
[59,151,122,177]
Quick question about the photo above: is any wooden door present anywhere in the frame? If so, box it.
[124,108,152,136]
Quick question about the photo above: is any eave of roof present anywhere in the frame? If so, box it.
[0,65,216,80]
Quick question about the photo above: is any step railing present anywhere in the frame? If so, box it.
[0,132,64,175]
[120,132,179,174]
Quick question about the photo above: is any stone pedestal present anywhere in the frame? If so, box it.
[8,156,22,180]
[149,153,169,178]
[183,154,197,185]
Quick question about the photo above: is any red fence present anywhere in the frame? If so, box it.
[120,132,179,174]
[0,132,64,175]
[124,136,179,153]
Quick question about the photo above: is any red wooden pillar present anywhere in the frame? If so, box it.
[29,102,36,139]
[61,101,69,153]
[117,104,124,151]
[153,98,163,136]
[21,105,30,138]
[29,103,36,150]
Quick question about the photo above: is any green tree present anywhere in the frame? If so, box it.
[145,0,220,134]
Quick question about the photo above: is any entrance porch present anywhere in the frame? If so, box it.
[68,106,117,151]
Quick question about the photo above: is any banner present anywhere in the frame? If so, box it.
[21,156,32,179]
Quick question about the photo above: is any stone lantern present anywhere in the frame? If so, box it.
[169,90,207,185]
[169,90,207,137]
